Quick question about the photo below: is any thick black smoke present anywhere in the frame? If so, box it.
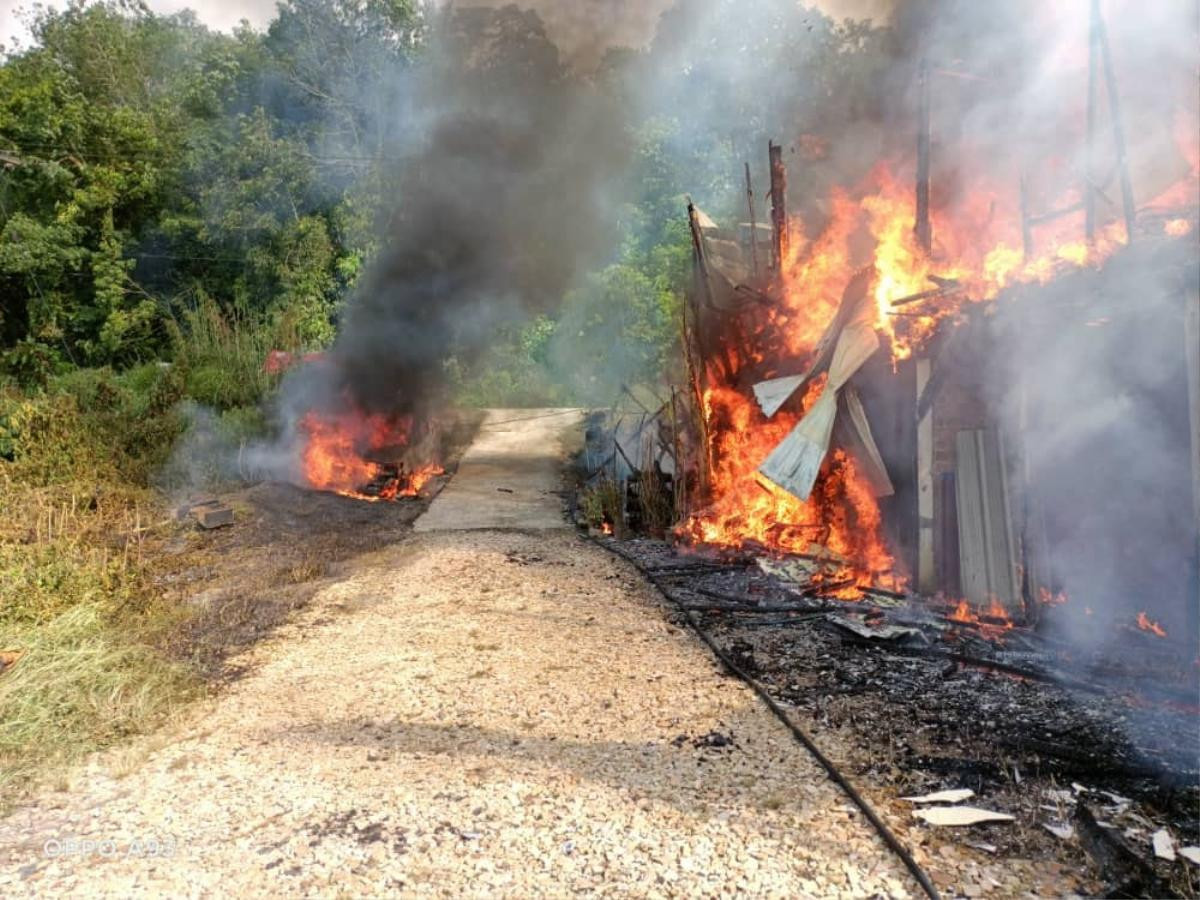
[269,6,627,437]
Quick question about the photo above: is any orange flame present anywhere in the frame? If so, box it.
[1038,587,1069,606]
[1136,611,1167,638]
[683,128,1199,592]
[944,596,1013,638]
[298,409,441,501]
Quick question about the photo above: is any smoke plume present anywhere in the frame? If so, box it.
[263,5,628,473]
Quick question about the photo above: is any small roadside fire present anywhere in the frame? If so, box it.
[298,407,442,502]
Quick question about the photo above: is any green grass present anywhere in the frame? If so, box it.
[0,473,197,800]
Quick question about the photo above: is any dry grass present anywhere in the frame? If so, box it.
[0,436,197,801]
[580,476,625,536]
[0,604,196,796]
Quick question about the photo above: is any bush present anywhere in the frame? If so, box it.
[170,298,277,411]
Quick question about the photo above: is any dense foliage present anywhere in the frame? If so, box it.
[0,0,889,404]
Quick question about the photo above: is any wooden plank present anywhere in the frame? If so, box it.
[955,429,1020,612]
[916,358,935,593]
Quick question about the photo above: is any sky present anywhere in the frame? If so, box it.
[0,0,896,58]
[0,0,276,51]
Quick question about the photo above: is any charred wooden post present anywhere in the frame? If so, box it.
[768,140,788,270]
[914,58,933,256]
[683,199,714,497]
[915,357,935,593]
[745,161,760,278]
[1093,0,1136,243]
[687,198,717,310]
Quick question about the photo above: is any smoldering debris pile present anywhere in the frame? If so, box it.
[602,535,1200,897]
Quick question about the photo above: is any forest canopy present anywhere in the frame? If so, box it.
[0,0,888,402]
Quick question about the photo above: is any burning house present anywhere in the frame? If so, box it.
[578,6,1199,886]
[665,0,1200,654]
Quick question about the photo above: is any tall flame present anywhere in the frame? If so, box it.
[683,141,1198,594]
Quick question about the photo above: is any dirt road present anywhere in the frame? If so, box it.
[0,410,912,897]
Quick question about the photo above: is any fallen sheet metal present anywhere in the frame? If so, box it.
[757,391,838,502]
[828,615,919,642]
[751,266,876,418]
[836,385,894,497]
[1152,828,1176,861]
[914,807,1015,826]
[753,373,805,419]
[1043,822,1075,840]
[756,556,818,583]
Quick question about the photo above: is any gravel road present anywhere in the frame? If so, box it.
[0,411,915,897]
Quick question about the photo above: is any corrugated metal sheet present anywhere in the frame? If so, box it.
[954,429,1020,612]
[756,321,879,501]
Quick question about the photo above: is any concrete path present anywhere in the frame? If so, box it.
[0,409,914,898]
[415,409,583,532]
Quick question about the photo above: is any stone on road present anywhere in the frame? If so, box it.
[415,408,583,532]
[0,409,913,898]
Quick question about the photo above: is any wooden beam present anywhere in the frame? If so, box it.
[914,58,933,256]
[768,140,788,270]
[916,357,935,593]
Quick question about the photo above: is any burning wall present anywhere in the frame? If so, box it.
[678,0,1200,627]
